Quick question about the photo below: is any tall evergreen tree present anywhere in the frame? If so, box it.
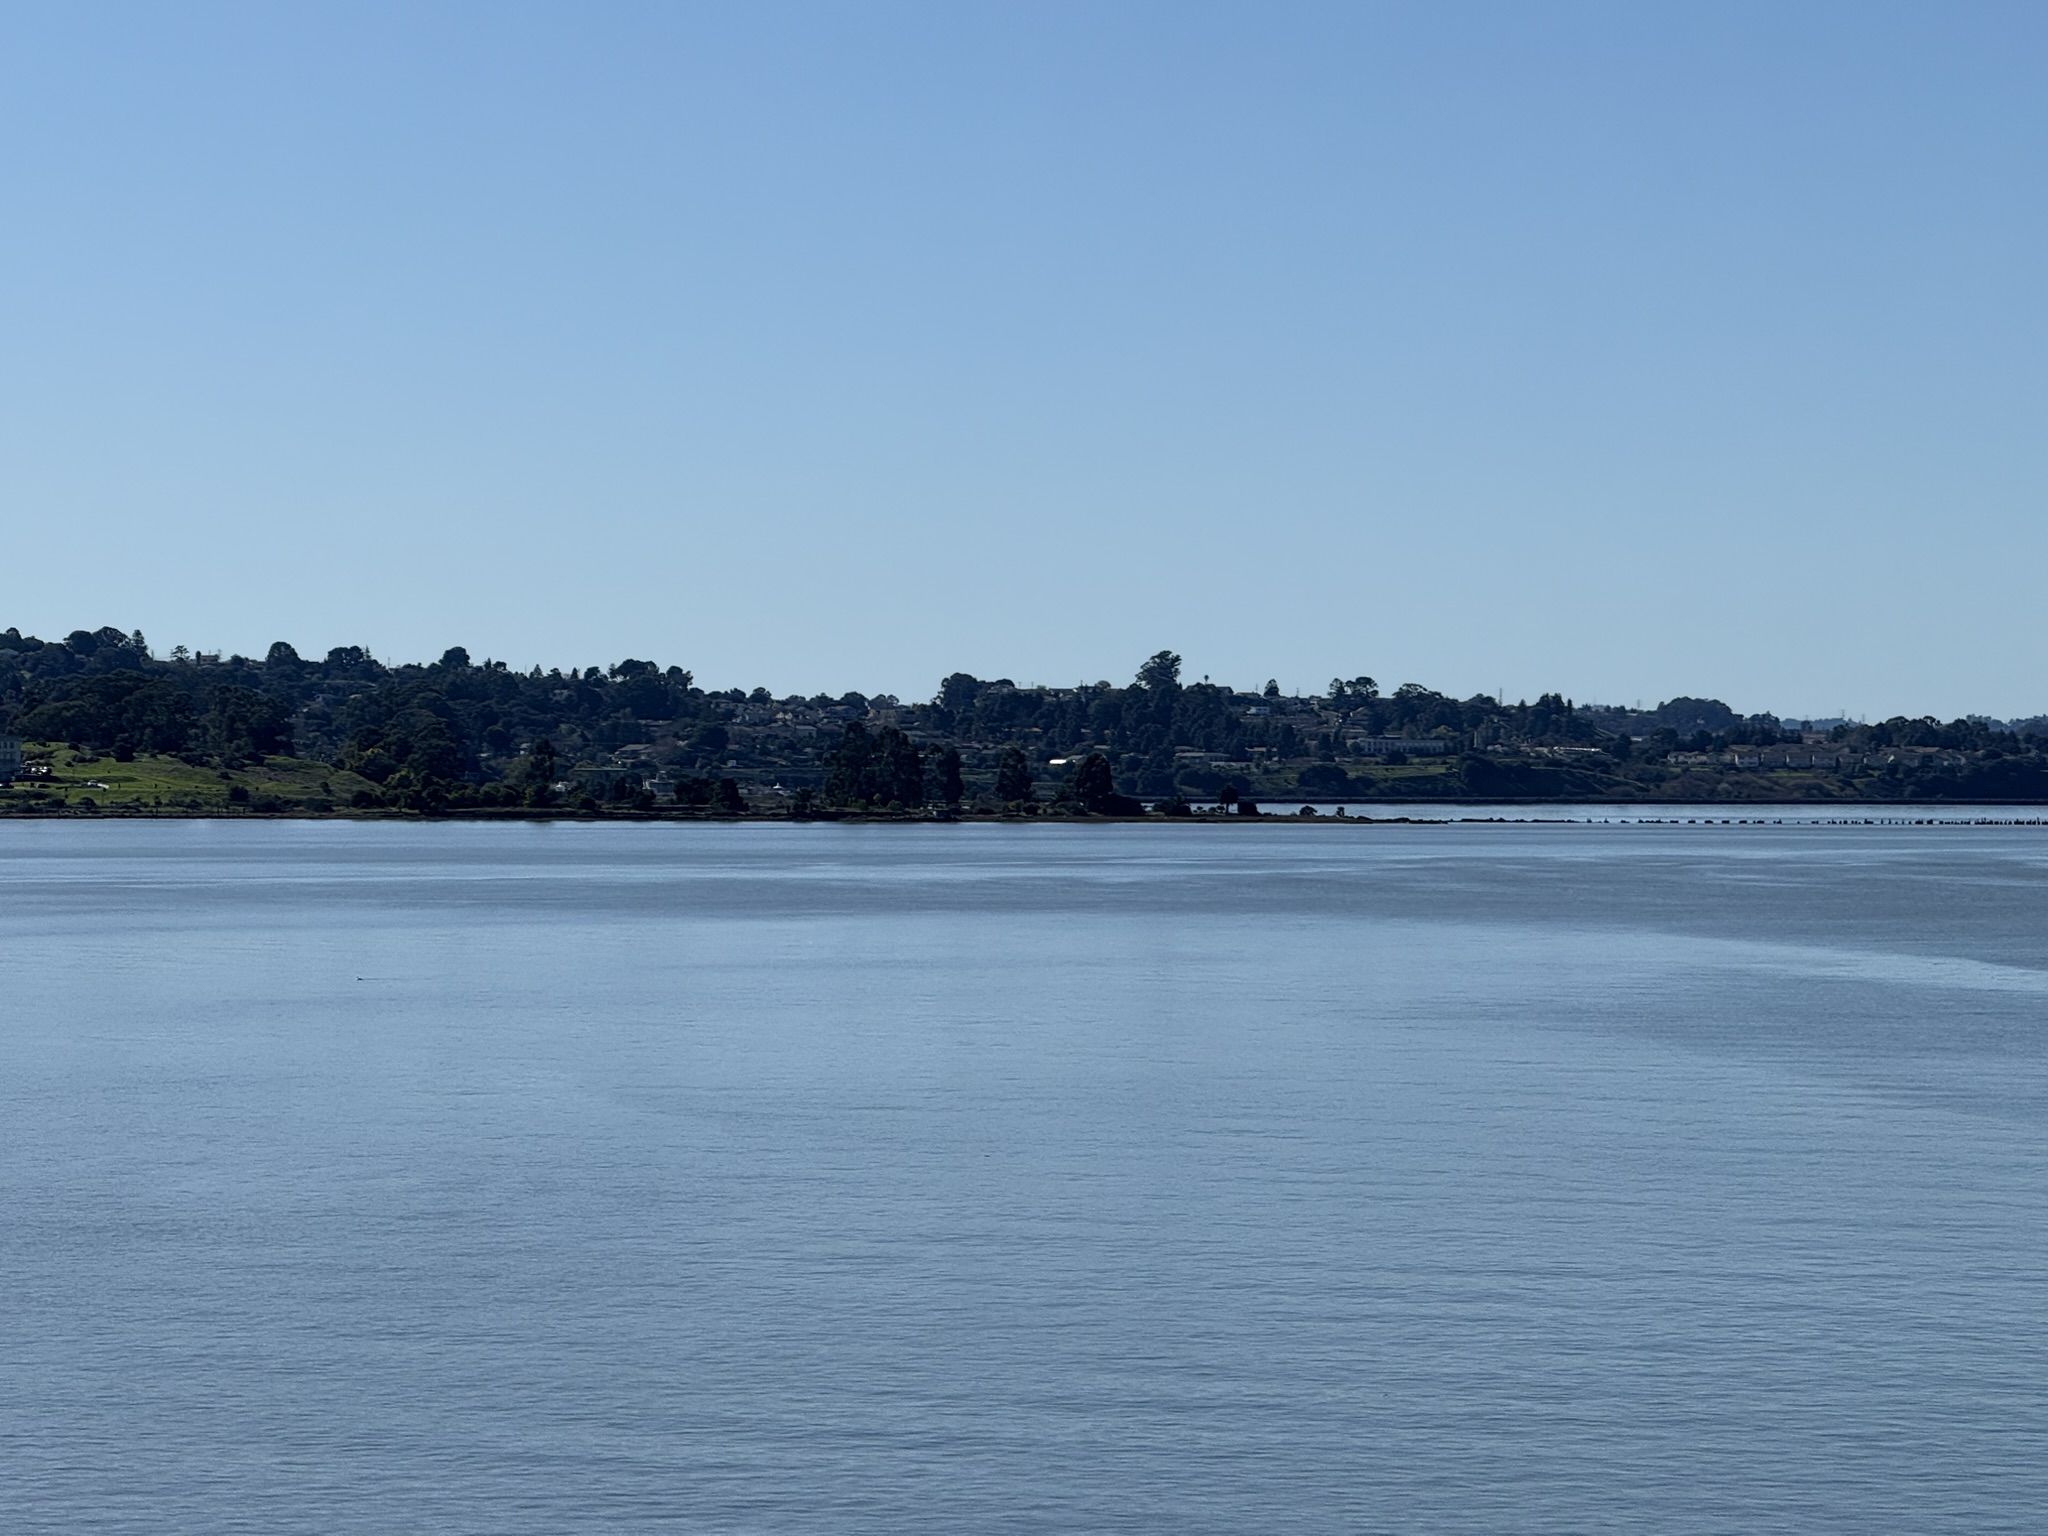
[934,745,964,806]
[875,725,924,807]
[823,721,876,805]
[994,746,1033,804]
[1072,752,1115,812]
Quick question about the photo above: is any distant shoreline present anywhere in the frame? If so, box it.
[5,801,2046,825]
[7,636,2046,821]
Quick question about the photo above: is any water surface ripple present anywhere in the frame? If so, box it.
[2,821,2043,1533]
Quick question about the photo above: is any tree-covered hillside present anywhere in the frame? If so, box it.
[4,626,2045,813]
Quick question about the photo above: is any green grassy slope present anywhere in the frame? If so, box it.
[2,745,381,812]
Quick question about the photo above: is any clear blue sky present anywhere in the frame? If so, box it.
[3,2,2043,717]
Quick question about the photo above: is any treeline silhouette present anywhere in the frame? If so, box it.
[4,626,2046,811]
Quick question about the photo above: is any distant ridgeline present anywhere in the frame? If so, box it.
[3,626,2047,815]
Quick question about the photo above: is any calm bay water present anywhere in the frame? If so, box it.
[2,819,2043,1533]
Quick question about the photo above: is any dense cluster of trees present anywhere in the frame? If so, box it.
[821,723,939,810]
[6,658,293,764]
[5,625,2046,811]
[0,627,720,805]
